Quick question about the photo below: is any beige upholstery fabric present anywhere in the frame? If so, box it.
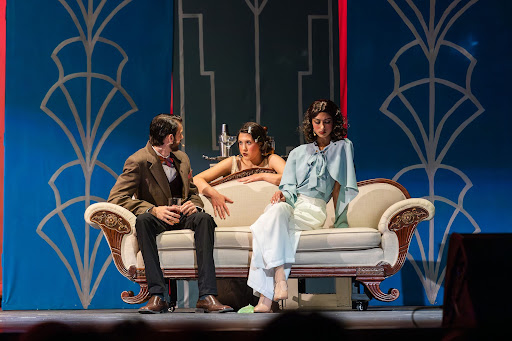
[156,227,253,251]
[149,225,381,268]
[85,178,435,274]
[295,249,384,266]
[153,226,381,252]
[347,183,407,229]
[200,180,277,227]
[297,227,381,251]
[138,249,253,268]
[121,234,139,268]
[138,247,385,269]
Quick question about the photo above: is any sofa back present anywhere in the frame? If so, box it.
[324,179,410,229]
[200,179,277,227]
[202,171,410,230]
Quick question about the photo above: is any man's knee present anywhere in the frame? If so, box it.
[190,212,217,235]
[135,212,154,232]
[193,211,215,226]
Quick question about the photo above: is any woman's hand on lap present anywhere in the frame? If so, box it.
[271,190,285,204]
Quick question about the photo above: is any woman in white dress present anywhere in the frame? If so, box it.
[248,99,359,313]
[194,122,286,219]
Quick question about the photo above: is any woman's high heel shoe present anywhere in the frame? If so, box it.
[253,303,272,313]
[254,295,273,313]
[273,280,288,301]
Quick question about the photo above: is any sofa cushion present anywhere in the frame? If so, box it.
[138,249,253,268]
[155,226,381,253]
[294,248,384,266]
[297,227,381,252]
[139,248,386,269]
[156,227,253,251]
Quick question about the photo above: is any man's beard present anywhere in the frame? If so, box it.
[170,141,180,151]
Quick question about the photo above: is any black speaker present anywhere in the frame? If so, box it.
[442,233,512,328]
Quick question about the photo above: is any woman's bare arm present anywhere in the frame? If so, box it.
[237,154,286,185]
[193,157,234,219]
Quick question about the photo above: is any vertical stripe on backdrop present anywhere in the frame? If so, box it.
[338,0,347,127]
[0,0,7,297]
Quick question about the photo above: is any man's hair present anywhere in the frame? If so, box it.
[149,114,182,146]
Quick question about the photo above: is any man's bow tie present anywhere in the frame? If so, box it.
[158,155,174,167]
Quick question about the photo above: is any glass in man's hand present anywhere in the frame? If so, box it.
[169,197,182,207]
[169,197,183,218]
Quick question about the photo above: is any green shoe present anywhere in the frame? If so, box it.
[237,304,255,313]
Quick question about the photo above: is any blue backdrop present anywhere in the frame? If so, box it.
[3,0,174,309]
[348,0,512,305]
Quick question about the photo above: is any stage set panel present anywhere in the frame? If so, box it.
[2,0,512,310]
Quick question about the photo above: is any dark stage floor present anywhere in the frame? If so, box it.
[0,306,448,340]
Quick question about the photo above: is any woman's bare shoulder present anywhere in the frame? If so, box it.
[267,154,286,173]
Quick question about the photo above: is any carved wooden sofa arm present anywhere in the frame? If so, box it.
[379,198,435,275]
[84,202,141,301]
[351,198,435,303]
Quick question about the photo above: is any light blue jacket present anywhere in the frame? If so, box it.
[279,138,358,228]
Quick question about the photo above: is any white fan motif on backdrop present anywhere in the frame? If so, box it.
[381,0,483,303]
[37,0,137,308]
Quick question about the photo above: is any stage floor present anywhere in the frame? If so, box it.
[0,306,443,334]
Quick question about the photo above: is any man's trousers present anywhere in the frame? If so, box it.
[135,211,218,297]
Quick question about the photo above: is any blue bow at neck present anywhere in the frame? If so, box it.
[307,149,328,194]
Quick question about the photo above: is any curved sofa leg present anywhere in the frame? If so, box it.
[121,283,150,304]
[359,279,400,302]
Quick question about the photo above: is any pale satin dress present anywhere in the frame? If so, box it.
[247,139,358,299]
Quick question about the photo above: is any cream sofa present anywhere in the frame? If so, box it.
[84,170,434,310]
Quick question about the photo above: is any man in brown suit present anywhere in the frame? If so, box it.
[108,114,233,313]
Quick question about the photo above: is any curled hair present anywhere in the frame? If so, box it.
[149,114,181,146]
[302,99,346,143]
[237,122,273,155]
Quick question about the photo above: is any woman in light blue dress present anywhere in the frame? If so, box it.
[247,99,359,312]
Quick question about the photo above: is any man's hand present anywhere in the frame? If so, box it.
[180,200,198,217]
[209,191,234,219]
[271,190,285,204]
[151,205,181,225]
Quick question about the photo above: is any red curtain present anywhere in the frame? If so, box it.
[0,0,7,298]
[339,0,347,126]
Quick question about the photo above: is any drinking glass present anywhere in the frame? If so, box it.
[225,135,237,156]
[168,197,182,207]
[219,134,237,156]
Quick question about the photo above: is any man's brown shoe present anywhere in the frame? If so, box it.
[138,295,169,314]
[196,295,233,313]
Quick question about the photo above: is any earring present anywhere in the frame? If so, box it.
[313,131,317,136]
